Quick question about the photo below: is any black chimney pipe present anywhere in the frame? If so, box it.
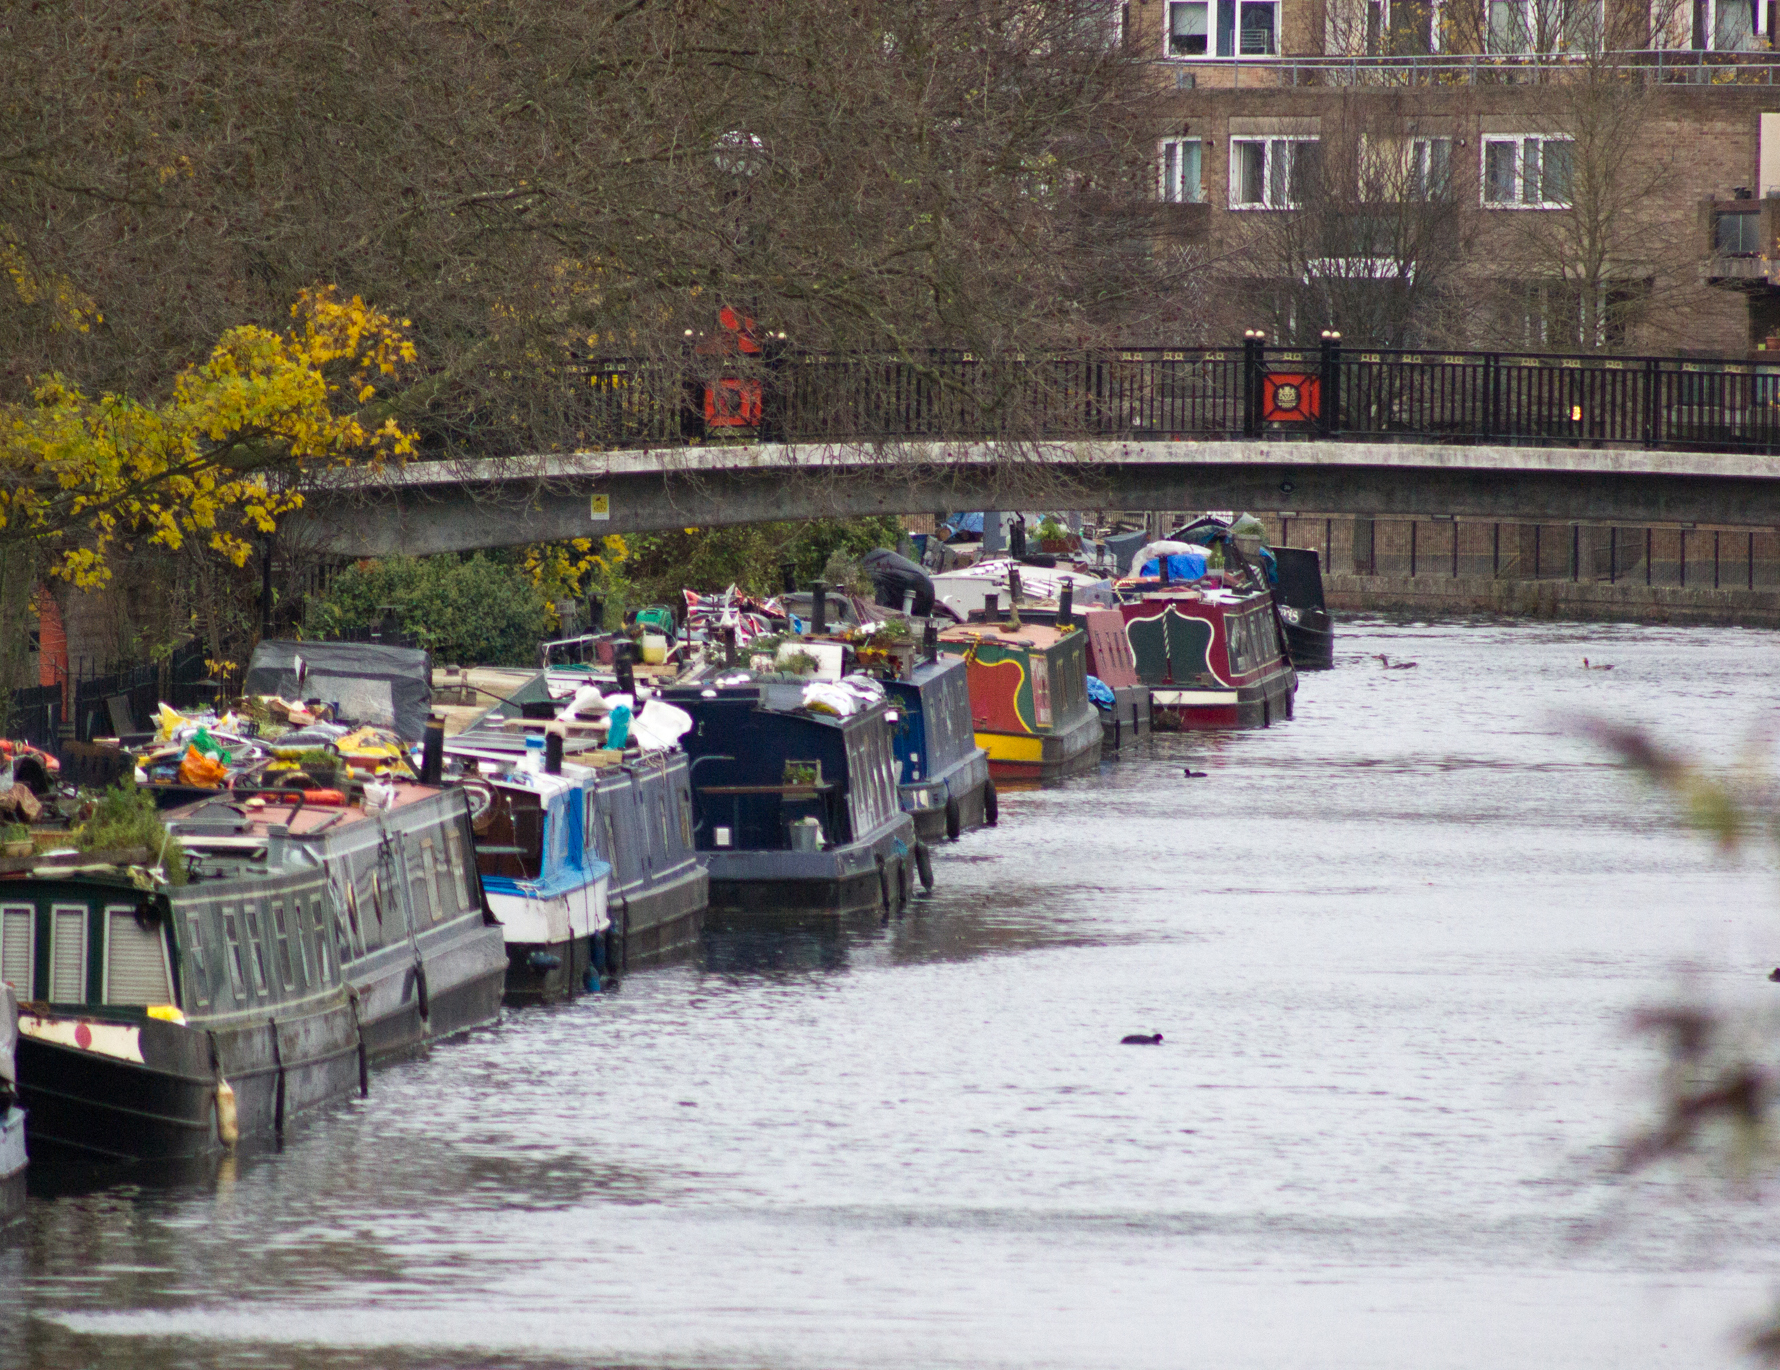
[1058,582,1074,629]
[613,639,635,699]
[544,730,564,775]
[810,580,827,635]
[723,623,737,668]
[420,717,445,785]
[983,591,999,620]
[923,618,939,661]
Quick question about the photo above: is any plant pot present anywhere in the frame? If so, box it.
[4,841,32,857]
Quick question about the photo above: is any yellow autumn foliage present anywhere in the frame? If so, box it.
[524,534,630,627]
[2,287,418,587]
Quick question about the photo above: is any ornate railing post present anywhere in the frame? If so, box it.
[1643,356,1661,448]
[1242,330,1265,438]
[1319,330,1342,438]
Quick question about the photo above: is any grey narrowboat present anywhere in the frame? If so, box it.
[7,782,506,1164]
[661,676,921,917]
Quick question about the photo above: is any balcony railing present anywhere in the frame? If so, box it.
[1164,46,1780,85]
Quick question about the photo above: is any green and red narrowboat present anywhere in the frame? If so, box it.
[936,619,1102,782]
[1115,587,1297,730]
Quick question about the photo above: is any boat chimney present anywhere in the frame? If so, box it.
[1058,581,1074,629]
[420,716,445,786]
[1158,549,1171,586]
[1007,566,1022,604]
[613,638,635,698]
[923,618,939,661]
[809,580,827,635]
[722,623,738,668]
[983,591,999,621]
[902,589,916,615]
[544,728,564,775]
[266,822,289,869]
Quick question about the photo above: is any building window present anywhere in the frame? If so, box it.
[1410,137,1453,199]
[1230,137,1319,209]
[1694,0,1762,48]
[1716,208,1762,255]
[1481,136,1572,208]
[1161,139,1205,203]
[1487,0,1601,50]
[1170,0,1277,56]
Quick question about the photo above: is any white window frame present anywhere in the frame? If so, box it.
[1480,135,1573,209]
[1160,138,1206,203]
[1229,137,1319,210]
[1167,0,1279,58]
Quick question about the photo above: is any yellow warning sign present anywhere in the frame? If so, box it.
[590,494,611,521]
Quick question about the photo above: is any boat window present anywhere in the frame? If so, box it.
[445,826,477,912]
[271,901,297,990]
[220,906,248,997]
[311,896,335,984]
[406,847,433,926]
[292,893,317,986]
[679,788,693,849]
[421,837,445,922]
[105,906,173,1005]
[49,904,88,1002]
[182,908,211,1008]
[1,904,34,997]
[243,904,270,994]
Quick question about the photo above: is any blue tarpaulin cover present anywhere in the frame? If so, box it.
[1137,551,1209,581]
[1085,675,1115,711]
[946,512,985,535]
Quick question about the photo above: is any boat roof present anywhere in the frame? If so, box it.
[163,779,447,843]
[938,619,1081,651]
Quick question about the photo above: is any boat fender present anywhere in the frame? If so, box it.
[914,841,935,893]
[896,858,910,910]
[215,1079,239,1147]
[585,967,602,993]
[877,857,892,916]
[527,950,563,972]
[413,961,430,1022]
[983,779,999,826]
[945,796,962,841]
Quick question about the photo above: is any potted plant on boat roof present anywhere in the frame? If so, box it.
[1035,516,1075,554]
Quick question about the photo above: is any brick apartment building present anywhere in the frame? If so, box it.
[1137,0,1780,355]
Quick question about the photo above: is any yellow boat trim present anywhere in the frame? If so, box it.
[975,731,1045,764]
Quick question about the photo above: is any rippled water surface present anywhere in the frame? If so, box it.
[4,616,1780,1369]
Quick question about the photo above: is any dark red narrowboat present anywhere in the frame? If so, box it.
[1115,587,1297,730]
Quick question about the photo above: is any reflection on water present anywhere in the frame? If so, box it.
[3,617,1780,1370]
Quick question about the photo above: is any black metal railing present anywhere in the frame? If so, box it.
[571,339,1780,454]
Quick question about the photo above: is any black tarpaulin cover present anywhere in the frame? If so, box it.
[244,640,433,742]
[862,548,935,615]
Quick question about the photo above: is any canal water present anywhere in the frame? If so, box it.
[3,617,1780,1370]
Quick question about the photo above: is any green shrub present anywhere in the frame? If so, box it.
[305,553,551,666]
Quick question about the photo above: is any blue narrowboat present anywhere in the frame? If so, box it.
[446,670,708,984]
[660,676,923,916]
[883,654,992,841]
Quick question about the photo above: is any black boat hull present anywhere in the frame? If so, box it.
[16,1003,361,1164]
[1283,609,1335,671]
[609,864,709,971]
[502,934,596,1006]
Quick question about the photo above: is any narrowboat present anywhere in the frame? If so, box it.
[1,983,23,1224]
[882,652,992,841]
[1008,604,1151,749]
[6,781,506,1164]
[445,670,707,988]
[1272,546,1336,671]
[660,675,921,917]
[9,844,364,1163]
[1114,586,1297,729]
[935,614,1103,783]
